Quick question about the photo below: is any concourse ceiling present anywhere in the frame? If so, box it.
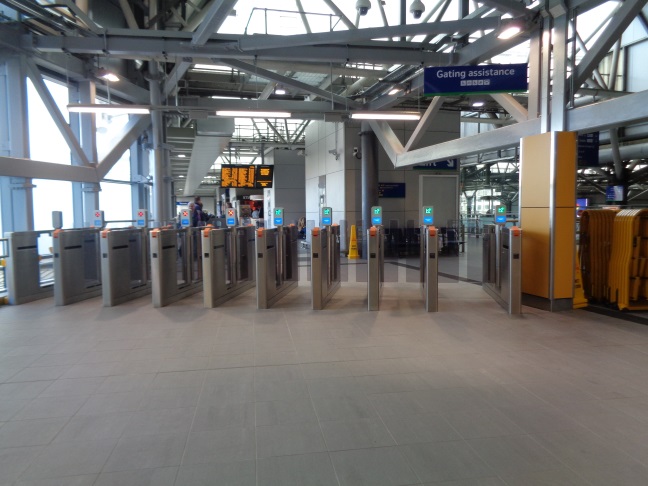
[1,0,647,199]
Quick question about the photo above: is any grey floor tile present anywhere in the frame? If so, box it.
[0,398,30,421]
[500,468,590,486]
[256,422,326,458]
[95,373,156,394]
[255,379,310,402]
[122,407,195,437]
[421,478,505,486]
[496,405,582,435]
[307,376,362,397]
[300,362,352,380]
[399,440,494,483]
[53,412,136,443]
[370,392,429,417]
[382,412,461,444]
[576,464,648,486]
[320,417,395,451]
[157,357,210,373]
[442,408,526,439]
[311,393,378,421]
[76,392,144,415]
[103,433,186,472]
[62,362,116,379]
[466,435,563,476]
[413,387,492,413]
[254,364,304,382]
[0,381,54,401]
[7,366,70,383]
[356,373,430,394]
[183,429,255,465]
[330,447,420,486]
[150,371,206,389]
[0,445,44,484]
[257,452,338,486]
[20,438,118,479]
[93,466,177,486]
[200,382,254,405]
[13,474,98,486]
[207,354,255,369]
[138,386,202,411]
[175,461,256,486]
[191,402,255,432]
[255,398,318,426]
[13,395,89,420]
[0,417,68,447]
[39,377,106,397]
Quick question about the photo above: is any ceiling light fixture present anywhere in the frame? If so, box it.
[275,87,287,95]
[388,88,401,96]
[177,154,186,158]
[67,104,151,115]
[350,112,421,121]
[215,110,292,118]
[497,26,522,40]
[472,101,485,107]
[97,69,119,83]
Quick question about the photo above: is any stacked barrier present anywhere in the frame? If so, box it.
[579,209,617,302]
[607,209,648,310]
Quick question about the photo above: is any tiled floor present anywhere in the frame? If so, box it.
[2,276,648,485]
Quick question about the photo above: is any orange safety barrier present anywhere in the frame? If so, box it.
[607,209,648,310]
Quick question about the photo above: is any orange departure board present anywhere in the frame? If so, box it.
[220,165,274,188]
[255,165,274,188]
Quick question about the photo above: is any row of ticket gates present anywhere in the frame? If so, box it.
[3,206,521,314]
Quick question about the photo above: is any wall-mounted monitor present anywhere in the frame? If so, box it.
[220,165,274,189]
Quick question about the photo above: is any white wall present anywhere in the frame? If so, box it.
[266,148,306,227]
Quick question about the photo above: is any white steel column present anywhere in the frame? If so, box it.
[0,54,34,232]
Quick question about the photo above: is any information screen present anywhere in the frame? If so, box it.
[220,165,274,188]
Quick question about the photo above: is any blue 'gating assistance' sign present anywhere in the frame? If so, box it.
[424,64,528,96]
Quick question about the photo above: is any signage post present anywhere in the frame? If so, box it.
[321,207,332,226]
[421,206,434,226]
[371,206,383,226]
[495,205,507,224]
[273,208,284,226]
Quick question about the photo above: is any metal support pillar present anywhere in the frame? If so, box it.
[149,61,172,224]
[311,225,341,310]
[361,122,379,258]
[0,54,34,232]
[421,226,438,312]
[367,225,384,311]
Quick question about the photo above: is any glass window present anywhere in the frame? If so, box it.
[27,78,71,165]
[96,112,131,181]
[99,182,132,226]
[32,179,74,254]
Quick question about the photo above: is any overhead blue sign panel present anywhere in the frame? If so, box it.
[413,159,458,170]
[424,64,528,96]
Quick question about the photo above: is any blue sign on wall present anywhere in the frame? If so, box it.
[424,64,528,96]
[378,183,406,198]
[413,159,458,170]
[578,132,599,167]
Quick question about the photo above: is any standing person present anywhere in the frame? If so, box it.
[192,197,203,227]
[251,205,260,219]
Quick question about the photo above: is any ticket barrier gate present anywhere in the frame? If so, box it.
[420,226,439,312]
[367,226,385,311]
[100,228,150,306]
[256,225,299,309]
[311,225,341,310]
[5,231,54,304]
[150,227,203,307]
[53,228,102,306]
[203,226,256,308]
[483,225,522,314]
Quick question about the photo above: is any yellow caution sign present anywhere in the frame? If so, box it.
[573,257,588,309]
[348,224,359,259]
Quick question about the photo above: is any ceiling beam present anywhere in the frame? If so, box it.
[25,32,452,66]
[218,59,362,109]
[490,93,528,123]
[404,97,444,152]
[479,0,530,16]
[569,0,648,91]
[229,17,511,52]
[164,0,237,97]
[96,115,151,179]
[0,156,98,182]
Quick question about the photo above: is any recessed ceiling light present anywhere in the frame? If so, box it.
[472,101,485,107]
[177,154,186,158]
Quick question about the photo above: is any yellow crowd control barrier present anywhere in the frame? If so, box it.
[608,209,648,310]
[579,209,617,302]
